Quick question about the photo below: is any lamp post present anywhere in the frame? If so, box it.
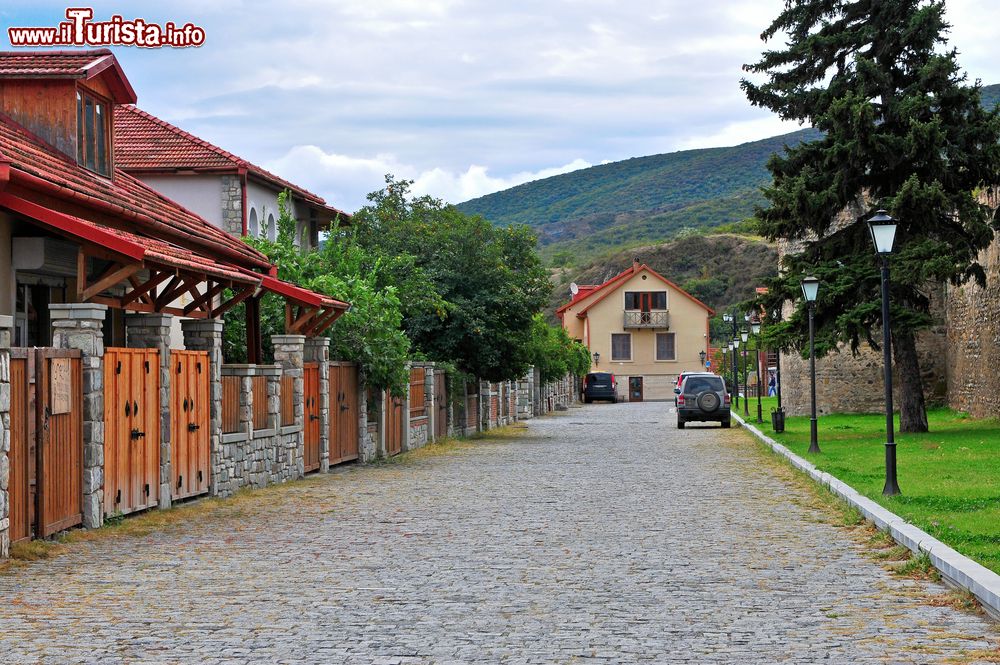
[801,276,820,454]
[732,337,741,406]
[727,341,734,395]
[752,320,763,423]
[699,349,707,369]
[869,210,901,497]
[592,352,600,368]
[740,329,750,418]
[724,314,739,407]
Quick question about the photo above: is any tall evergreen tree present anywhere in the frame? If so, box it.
[742,0,1000,431]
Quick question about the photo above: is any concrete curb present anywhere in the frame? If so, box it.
[732,411,1000,622]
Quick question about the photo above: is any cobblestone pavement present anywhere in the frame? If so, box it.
[1,402,998,664]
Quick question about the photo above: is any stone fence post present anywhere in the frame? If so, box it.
[182,319,223,495]
[272,334,305,479]
[304,338,330,472]
[0,315,11,557]
[50,303,106,529]
[125,313,173,509]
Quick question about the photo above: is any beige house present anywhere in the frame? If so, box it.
[557,261,713,401]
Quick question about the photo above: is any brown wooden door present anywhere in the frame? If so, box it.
[629,376,644,402]
[36,349,83,537]
[434,372,448,439]
[329,364,360,465]
[104,348,160,516]
[385,390,404,456]
[170,351,210,500]
[303,363,321,472]
[9,351,31,544]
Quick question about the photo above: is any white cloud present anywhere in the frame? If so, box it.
[266,146,591,209]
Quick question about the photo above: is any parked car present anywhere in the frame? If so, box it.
[674,371,701,406]
[582,372,618,404]
[675,372,730,429]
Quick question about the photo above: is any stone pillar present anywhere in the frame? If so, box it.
[182,319,223,496]
[304,338,330,472]
[272,334,305,478]
[0,315,12,557]
[479,379,490,431]
[125,313,173,509]
[50,303,106,529]
[426,365,437,443]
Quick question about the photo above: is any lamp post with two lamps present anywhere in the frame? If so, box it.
[723,313,739,408]
[800,276,821,454]
[740,328,750,418]
[751,319,763,423]
[868,210,901,496]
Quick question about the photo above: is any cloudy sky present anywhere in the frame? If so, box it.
[3,1,1000,211]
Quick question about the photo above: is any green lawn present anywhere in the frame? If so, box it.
[734,398,1000,574]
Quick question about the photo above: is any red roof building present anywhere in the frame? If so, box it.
[0,49,347,352]
[113,104,349,248]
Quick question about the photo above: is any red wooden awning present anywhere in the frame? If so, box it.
[259,275,350,336]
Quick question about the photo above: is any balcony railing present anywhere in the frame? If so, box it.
[623,310,670,329]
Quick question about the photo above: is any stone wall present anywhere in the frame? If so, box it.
[945,233,1000,418]
[220,174,243,237]
[0,316,11,557]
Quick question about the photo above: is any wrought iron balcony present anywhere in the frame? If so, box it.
[623,310,670,329]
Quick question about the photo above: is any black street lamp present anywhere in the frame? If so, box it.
[801,276,821,454]
[723,313,739,407]
[869,210,901,497]
[592,351,600,367]
[732,338,740,402]
[752,320,763,424]
[740,329,750,418]
[727,341,734,395]
[699,349,707,368]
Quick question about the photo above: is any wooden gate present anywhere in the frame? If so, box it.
[9,348,83,541]
[329,363,359,465]
[170,351,211,500]
[104,348,160,516]
[385,389,405,457]
[434,372,448,439]
[303,363,321,472]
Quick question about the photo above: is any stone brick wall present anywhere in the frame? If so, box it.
[945,232,1000,418]
[220,174,243,237]
[0,316,11,557]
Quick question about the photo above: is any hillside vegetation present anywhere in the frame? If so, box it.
[548,234,778,321]
[461,83,999,264]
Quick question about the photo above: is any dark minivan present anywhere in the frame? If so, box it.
[583,372,617,403]
[675,372,730,429]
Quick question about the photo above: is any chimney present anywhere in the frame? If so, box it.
[632,257,640,271]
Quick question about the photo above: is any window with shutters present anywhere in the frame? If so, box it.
[656,332,676,361]
[611,333,632,361]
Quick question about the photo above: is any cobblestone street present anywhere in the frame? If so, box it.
[1,402,998,664]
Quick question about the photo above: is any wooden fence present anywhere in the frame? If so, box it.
[251,375,268,428]
[221,375,241,434]
[281,375,295,426]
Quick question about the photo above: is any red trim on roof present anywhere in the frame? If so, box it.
[259,275,349,311]
[558,264,715,319]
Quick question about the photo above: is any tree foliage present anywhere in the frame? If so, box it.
[524,314,591,383]
[742,0,1000,431]
[351,177,551,382]
[223,192,411,392]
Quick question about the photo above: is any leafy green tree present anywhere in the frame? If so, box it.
[742,0,1000,431]
[352,177,551,382]
[524,314,591,383]
[224,192,410,392]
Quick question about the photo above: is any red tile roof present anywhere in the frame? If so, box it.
[556,264,715,318]
[0,49,136,103]
[0,111,271,271]
[114,104,350,219]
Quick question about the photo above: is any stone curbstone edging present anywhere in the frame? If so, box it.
[732,411,1000,622]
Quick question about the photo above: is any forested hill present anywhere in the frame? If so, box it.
[459,83,999,262]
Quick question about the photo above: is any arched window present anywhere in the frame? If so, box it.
[248,208,259,237]
[267,213,276,241]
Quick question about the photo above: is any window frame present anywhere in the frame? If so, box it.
[610,332,632,362]
[76,86,112,177]
[624,291,668,311]
[655,332,677,362]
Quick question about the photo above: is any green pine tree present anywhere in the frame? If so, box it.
[742,0,1000,432]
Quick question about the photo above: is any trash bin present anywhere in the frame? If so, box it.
[771,407,785,433]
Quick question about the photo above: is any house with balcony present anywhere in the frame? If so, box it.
[557,260,713,401]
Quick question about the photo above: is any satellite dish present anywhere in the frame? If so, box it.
[570,282,580,296]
